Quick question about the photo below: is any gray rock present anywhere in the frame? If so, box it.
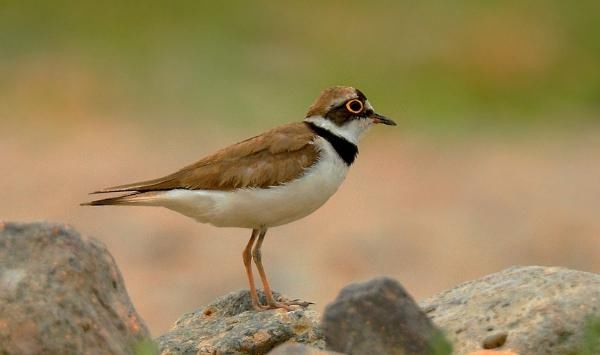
[0,221,153,355]
[420,266,600,355]
[157,290,323,355]
[322,277,450,355]
[269,343,342,355]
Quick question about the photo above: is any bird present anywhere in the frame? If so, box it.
[82,86,396,311]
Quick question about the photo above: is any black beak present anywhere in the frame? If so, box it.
[370,113,397,126]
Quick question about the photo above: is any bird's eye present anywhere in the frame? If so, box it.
[345,99,363,114]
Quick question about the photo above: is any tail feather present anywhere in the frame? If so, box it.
[90,176,176,194]
[81,192,161,206]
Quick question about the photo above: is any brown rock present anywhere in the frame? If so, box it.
[0,222,153,354]
[421,266,600,355]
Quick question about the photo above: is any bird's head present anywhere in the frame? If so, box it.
[304,86,395,144]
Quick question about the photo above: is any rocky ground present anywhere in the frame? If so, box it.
[1,222,599,354]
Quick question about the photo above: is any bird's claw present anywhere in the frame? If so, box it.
[290,298,314,305]
[252,298,314,312]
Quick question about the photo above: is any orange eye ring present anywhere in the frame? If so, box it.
[345,99,363,114]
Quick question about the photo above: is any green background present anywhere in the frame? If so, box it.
[2,1,599,133]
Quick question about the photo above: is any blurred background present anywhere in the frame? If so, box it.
[1,1,599,335]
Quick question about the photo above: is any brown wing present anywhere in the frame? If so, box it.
[93,122,320,192]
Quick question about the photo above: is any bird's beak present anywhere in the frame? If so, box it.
[370,112,397,126]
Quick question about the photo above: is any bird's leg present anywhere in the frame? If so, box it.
[252,228,286,310]
[252,227,312,311]
[243,229,266,311]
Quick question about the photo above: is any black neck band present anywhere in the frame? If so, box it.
[306,122,358,166]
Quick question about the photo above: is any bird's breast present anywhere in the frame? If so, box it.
[161,137,350,228]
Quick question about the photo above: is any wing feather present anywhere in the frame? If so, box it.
[91,122,319,194]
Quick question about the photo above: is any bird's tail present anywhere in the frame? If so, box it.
[80,191,162,206]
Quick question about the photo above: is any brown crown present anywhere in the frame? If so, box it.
[305,86,364,118]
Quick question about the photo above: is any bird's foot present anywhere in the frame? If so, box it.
[251,303,270,311]
[263,298,314,311]
[250,289,314,311]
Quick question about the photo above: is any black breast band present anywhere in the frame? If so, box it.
[305,122,358,166]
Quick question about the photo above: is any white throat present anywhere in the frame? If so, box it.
[304,116,372,145]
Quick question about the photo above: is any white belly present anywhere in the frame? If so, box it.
[152,138,348,228]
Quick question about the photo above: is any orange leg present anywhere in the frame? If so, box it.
[252,228,312,311]
[243,229,266,311]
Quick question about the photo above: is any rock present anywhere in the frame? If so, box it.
[0,222,152,354]
[322,277,450,355]
[157,290,323,355]
[421,266,600,355]
[269,343,342,355]
[481,331,508,349]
